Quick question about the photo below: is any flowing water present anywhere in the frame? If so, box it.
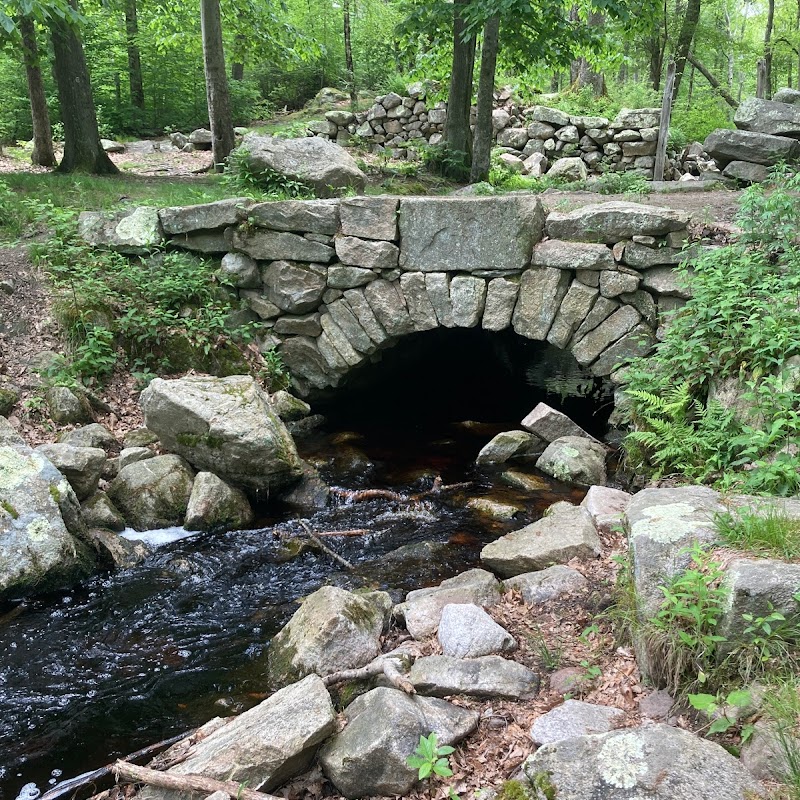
[0,329,613,800]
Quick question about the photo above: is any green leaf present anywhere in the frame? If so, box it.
[726,690,752,708]
[689,693,717,712]
[708,716,734,736]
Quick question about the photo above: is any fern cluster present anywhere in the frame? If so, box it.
[620,165,800,495]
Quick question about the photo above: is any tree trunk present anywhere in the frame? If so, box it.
[764,0,775,97]
[648,33,665,90]
[671,0,701,98]
[686,52,739,107]
[231,35,245,80]
[572,11,606,95]
[19,15,56,168]
[124,0,144,109]
[200,0,235,170]
[444,0,476,177]
[50,10,118,174]
[470,14,499,184]
[343,0,356,106]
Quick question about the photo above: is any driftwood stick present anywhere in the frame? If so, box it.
[323,654,417,694]
[299,521,353,570]
[311,528,371,537]
[40,731,194,800]
[330,479,473,505]
[113,762,281,800]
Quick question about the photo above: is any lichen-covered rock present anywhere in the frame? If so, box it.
[548,156,588,181]
[57,423,115,450]
[480,502,601,577]
[522,724,763,799]
[319,687,479,798]
[704,128,800,167]
[140,375,302,494]
[0,416,24,445]
[396,568,503,639]
[467,497,522,520]
[261,261,327,313]
[139,675,336,800]
[159,198,251,235]
[108,454,195,531]
[184,471,254,533]
[734,97,800,138]
[267,585,392,688]
[237,133,366,197]
[580,485,632,535]
[521,402,598,443]
[409,654,539,700]
[536,435,607,486]
[625,486,724,617]
[35,444,106,501]
[77,207,164,254]
[437,603,516,658]
[0,444,94,600]
[270,390,311,421]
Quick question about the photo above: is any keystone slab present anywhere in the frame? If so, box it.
[398,196,544,273]
[546,202,689,243]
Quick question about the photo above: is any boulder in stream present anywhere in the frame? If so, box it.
[140,374,303,494]
[536,435,607,486]
[267,585,392,689]
[0,443,95,600]
[184,471,254,533]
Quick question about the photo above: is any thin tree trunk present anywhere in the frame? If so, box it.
[470,14,499,184]
[200,0,235,170]
[572,11,606,95]
[686,52,739,107]
[124,0,144,109]
[764,0,775,97]
[671,0,701,98]
[231,35,245,80]
[20,15,56,168]
[444,0,476,177]
[50,9,118,173]
[343,0,356,106]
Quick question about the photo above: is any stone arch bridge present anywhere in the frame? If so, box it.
[80,194,700,396]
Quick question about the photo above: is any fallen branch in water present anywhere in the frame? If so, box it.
[312,528,371,537]
[40,731,194,800]
[323,649,418,694]
[299,521,353,570]
[113,762,281,800]
[330,477,473,505]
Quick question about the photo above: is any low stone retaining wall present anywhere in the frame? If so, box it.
[311,90,683,180]
[79,195,705,396]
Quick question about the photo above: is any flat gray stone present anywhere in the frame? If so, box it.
[530,699,624,745]
[450,275,486,327]
[424,273,455,327]
[364,279,413,337]
[231,229,334,262]
[723,160,769,184]
[160,198,250,234]
[734,97,800,138]
[641,266,693,298]
[591,322,655,376]
[409,654,539,700]
[139,675,335,799]
[437,603,516,658]
[335,236,399,270]
[262,261,327,313]
[398,568,503,639]
[571,305,641,366]
[580,485,632,536]
[77,207,163,254]
[340,196,398,240]
[704,128,800,167]
[327,265,377,289]
[476,430,542,465]
[400,272,439,331]
[546,281,599,349]
[546,202,689,243]
[35,444,106,501]
[398,196,544,273]
[505,565,588,604]
[247,199,340,234]
[343,289,391,345]
[480,502,601,577]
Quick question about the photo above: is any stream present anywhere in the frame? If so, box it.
[0,329,613,800]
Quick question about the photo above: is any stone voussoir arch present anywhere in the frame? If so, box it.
[79,194,699,398]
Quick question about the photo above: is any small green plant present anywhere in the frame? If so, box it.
[715,508,800,560]
[224,146,315,198]
[529,633,563,671]
[643,545,728,691]
[688,688,753,737]
[595,169,650,196]
[407,732,455,781]
[579,659,602,681]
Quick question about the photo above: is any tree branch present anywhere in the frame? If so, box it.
[686,52,739,108]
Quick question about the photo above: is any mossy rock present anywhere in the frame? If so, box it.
[0,386,20,417]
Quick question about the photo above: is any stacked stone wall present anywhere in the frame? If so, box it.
[310,91,683,180]
[79,195,710,397]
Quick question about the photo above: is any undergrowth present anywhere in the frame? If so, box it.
[25,199,259,387]
[716,508,800,561]
[621,165,800,495]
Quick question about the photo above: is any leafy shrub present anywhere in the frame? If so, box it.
[622,166,800,493]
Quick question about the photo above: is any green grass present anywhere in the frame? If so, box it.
[715,508,800,561]
[0,172,239,241]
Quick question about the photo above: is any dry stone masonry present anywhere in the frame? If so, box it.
[311,89,683,180]
[78,195,704,397]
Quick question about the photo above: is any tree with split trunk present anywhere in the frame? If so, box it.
[50,1,118,173]
[470,14,500,183]
[200,0,235,170]
[444,0,477,178]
